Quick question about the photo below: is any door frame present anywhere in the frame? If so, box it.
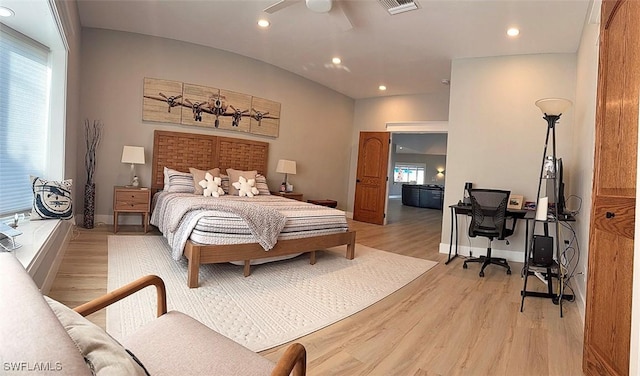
[385,121,448,225]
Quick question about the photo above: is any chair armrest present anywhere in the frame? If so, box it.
[73,275,167,318]
[271,343,307,376]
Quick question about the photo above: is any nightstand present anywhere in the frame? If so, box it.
[113,186,151,233]
[272,191,304,201]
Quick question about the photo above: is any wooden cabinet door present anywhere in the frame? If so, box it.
[353,132,390,225]
[583,1,640,375]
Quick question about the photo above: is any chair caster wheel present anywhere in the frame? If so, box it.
[507,269,512,275]
[463,263,468,269]
[479,271,485,277]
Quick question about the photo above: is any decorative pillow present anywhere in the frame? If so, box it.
[44,296,147,376]
[165,168,195,193]
[219,174,230,194]
[199,172,225,197]
[189,167,220,195]
[226,169,257,196]
[30,176,73,220]
[232,176,260,197]
[255,174,271,195]
[163,167,170,191]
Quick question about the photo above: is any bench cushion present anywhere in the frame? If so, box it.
[123,311,276,376]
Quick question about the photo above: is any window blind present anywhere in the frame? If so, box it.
[0,26,50,216]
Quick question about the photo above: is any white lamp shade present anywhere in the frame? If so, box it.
[276,159,297,175]
[121,146,145,165]
[535,98,573,116]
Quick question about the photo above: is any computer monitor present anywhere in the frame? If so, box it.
[546,157,567,216]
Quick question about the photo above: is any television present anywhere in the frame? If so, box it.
[546,157,567,217]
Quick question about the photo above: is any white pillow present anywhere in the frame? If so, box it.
[231,176,259,197]
[163,167,170,191]
[44,296,147,375]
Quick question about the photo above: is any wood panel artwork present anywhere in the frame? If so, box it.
[180,83,220,128]
[218,89,252,133]
[143,77,281,138]
[250,96,281,138]
[143,78,183,124]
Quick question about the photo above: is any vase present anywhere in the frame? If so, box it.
[83,183,96,229]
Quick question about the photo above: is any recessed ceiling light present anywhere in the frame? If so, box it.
[0,6,15,17]
[257,19,270,28]
[507,27,520,37]
[379,85,387,91]
[332,57,341,65]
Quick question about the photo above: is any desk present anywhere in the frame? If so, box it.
[446,204,526,265]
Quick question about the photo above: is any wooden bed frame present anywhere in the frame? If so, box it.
[151,130,356,288]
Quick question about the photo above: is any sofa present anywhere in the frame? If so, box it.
[0,252,306,375]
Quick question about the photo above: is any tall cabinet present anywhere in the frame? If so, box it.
[583,1,640,375]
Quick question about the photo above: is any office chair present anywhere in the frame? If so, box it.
[463,189,515,277]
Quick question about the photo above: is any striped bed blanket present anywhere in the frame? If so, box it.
[150,192,349,260]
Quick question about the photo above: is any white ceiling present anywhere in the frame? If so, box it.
[73,0,593,100]
[0,0,593,99]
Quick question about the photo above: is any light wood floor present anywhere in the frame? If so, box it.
[49,199,584,375]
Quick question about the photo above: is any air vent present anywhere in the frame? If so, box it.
[378,0,419,15]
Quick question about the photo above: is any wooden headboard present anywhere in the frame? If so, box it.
[151,130,269,191]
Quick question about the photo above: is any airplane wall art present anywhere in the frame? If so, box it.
[142,77,280,138]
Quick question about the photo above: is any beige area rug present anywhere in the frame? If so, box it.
[107,235,437,352]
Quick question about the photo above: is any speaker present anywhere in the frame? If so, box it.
[532,236,554,267]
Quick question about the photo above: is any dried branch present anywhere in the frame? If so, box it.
[85,119,103,185]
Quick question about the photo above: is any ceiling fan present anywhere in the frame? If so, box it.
[263,0,354,31]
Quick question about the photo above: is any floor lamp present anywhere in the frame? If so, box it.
[526,97,572,316]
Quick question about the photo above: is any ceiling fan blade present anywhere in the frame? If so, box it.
[329,1,354,31]
[263,0,298,14]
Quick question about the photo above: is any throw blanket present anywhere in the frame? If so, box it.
[151,192,287,260]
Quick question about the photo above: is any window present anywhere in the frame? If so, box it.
[393,163,425,184]
[0,26,51,216]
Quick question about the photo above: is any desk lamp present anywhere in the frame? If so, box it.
[121,146,145,187]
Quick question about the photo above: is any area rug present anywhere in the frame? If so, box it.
[106,235,437,351]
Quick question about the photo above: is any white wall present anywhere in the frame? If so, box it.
[440,53,578,262]
[570,16,600,321]
[348,93,450,212]
[79,28,355,220]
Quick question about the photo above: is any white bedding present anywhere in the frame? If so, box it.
[150,192,349,261]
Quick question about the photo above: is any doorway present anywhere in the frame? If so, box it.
[387,132,448,225]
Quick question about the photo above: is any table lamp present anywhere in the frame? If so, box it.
[121,146,145,187]
[276,159,296,192]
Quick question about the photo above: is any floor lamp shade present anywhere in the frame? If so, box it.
[535,98,572,116]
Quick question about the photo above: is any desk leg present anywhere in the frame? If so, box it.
[445,207,459,265]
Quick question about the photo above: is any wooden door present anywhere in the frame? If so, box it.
[353,132,390,225]
[584,1,640,375]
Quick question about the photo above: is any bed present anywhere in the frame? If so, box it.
[150,130,356,288]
